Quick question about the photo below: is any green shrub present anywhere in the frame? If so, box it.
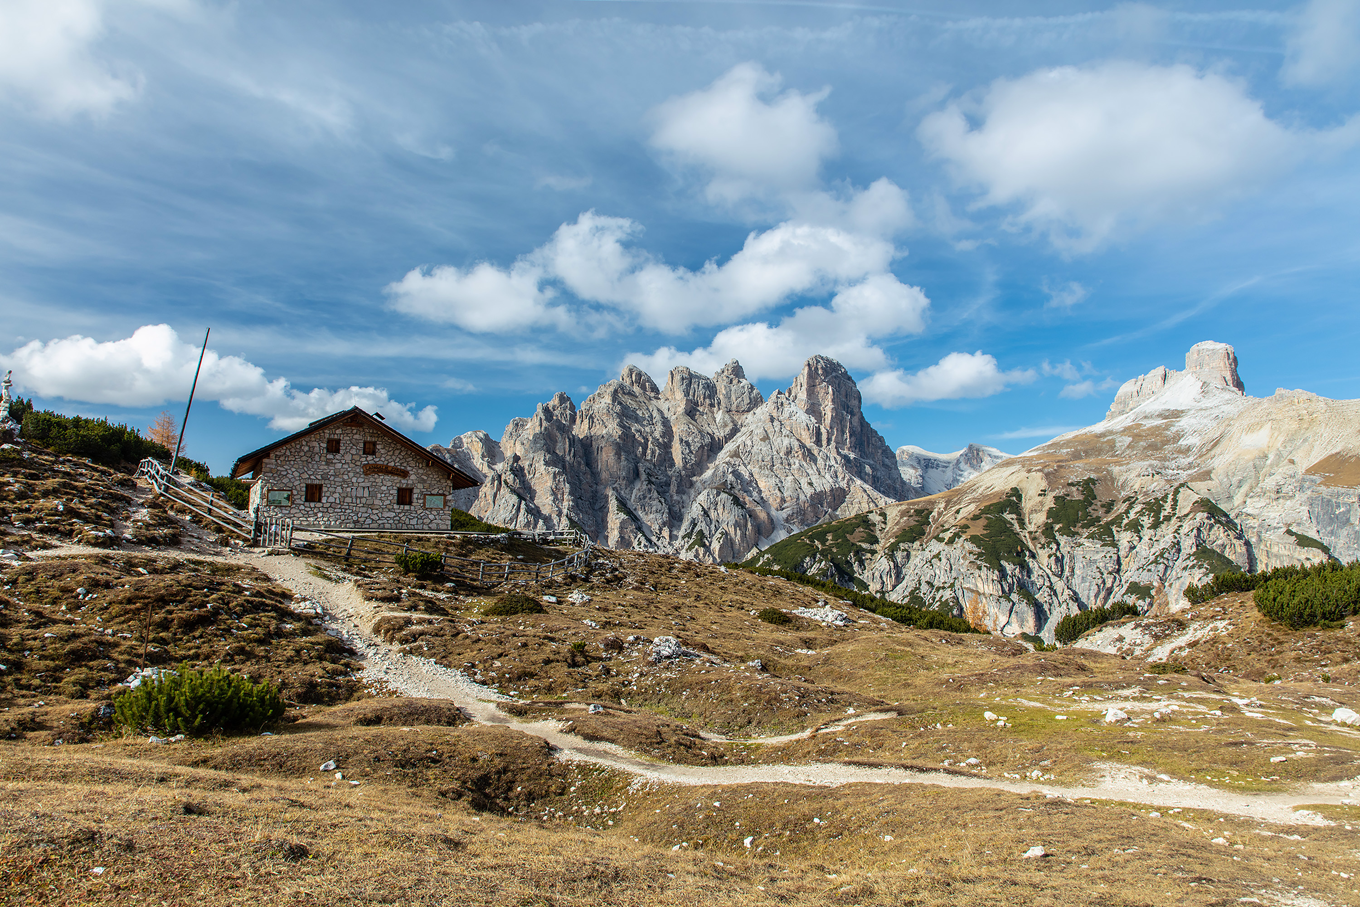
[735,564,979,634]
[113,665,284,736]
[1053,601,1140,645]
[449,508,504,533]
[6,395,33,424]
[1019,632,1056,651]
[21,410,168,466]
[1253,560,1360,629]
[757,607,791,626]
[570,641,587,654]
[395,550,443,577]
[1148,662,1188,675]
[483,593,545,616]
[204,476,250,510]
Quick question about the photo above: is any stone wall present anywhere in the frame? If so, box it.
[248,420,455,530]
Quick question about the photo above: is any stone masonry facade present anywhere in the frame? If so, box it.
[247,420,455,530]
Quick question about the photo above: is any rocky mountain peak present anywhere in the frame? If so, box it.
[714,359,764,416]
[539,391,577,425]
[661,366,719,413]
[788,355,865,450]
[1185,341,1245,394]
[1107,341,1245,419]
[620,365,660,396]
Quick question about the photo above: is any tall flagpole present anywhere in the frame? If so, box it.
[171,328,209,477]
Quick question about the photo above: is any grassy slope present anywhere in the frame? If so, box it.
[3,445,1360,905]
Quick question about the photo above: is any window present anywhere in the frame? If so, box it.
[266,490,292,506]
[363,440,376,455]
[424,494,445,509]
[396,487,413,506]
[326,438,340,454]
[305,484,323,503]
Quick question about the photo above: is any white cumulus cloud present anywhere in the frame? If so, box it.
[1,324,437,433]
[1283,0,1360,87]
[919,62,1308,252]
[860,351,1036,407]
[625,273,929,381]
[384,261,564,333]
[0,0,148,118]
[389,211,899,336]
[650,62,838,204]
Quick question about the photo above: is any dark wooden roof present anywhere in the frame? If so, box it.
[230,406,479,489]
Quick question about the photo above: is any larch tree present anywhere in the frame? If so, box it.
[146,411,180,454]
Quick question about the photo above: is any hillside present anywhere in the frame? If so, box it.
[750,342,1360,641]
[4,437,1360,906]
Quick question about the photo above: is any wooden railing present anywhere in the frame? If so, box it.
[292,525,591,585]
[135,457,255,543]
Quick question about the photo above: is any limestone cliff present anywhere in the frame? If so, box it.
[751,342,1360,642]
[430,356,931,561]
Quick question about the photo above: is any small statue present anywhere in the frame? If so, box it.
[0,371,19,442]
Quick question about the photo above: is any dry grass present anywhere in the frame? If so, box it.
[0,553,360,741]
[3,723,1359,907]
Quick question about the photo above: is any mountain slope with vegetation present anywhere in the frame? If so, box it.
[749,342,1360,641]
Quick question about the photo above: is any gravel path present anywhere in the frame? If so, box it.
[31,543,1359,826]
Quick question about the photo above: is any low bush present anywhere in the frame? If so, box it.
[1254,560,1360,629]
[737,565,979,634]
[21,410,168,467]
[113,664,284,736]
[449,508,504,533]
[1053,601,1139,645]
[483,593,545,617]
[756,607,791,626]
[1148,662,1188,675]
[395,550,443,578]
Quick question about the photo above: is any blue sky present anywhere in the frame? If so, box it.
[2,0,1358,475]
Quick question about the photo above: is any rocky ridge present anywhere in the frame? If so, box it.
[433,356,975,562]
[751,342,1360,641]
[896,443,1010,498]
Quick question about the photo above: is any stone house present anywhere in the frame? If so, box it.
[230,407,479,531]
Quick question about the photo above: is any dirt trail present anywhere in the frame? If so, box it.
[32,543,1360,826]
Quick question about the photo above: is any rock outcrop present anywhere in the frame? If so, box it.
[752,341,1360,641]
[1107,340,1245,418]
[431,356,944,562]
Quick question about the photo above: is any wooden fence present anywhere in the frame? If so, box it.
[135,457,255,543]
[290,525,591,585]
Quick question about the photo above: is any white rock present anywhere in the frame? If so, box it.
[792,606,852,627]
[1022,846,1046,859]
[1103,708,1129,724]
[1332,707,1360,727]
[542,595,558,604]
[567,591,591,604]
[983,711,998,722]
[320,760,338,771]
[588,703,603,714]
[963,757,981,766]
[743,836,754,847]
